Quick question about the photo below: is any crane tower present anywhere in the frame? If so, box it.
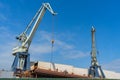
[88,26,105,78]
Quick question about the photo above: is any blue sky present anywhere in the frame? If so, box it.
[0,0,120,73]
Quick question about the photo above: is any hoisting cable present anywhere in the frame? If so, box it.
[50,16,55,69]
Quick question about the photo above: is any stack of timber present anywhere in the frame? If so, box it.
[30,61,89,78]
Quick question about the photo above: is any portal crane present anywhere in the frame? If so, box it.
[88,26,105,78]
[11,3,57,73]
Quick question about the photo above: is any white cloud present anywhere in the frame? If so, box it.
[38,31,52,41]
[103,59,120,73]
[32,31,74,53]
[0,27,119,73]
[55,39,74,50]
[0,26,89,70]
[0,26,76,69]
[26,31,89,61]
[0,27,16,70]
[28,31,89,60]
[0,2,8,22]
[30,44,51,54]
[62,50,90,59]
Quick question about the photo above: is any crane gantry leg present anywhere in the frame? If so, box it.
[89,65,105,78]
[11,52,30,72]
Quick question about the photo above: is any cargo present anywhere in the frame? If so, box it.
[31,61,120,79]
[54,63,74,74]
[104,70,120,79]
[37,61,51,70]
[31,61,89,78]
[73,68,88,76]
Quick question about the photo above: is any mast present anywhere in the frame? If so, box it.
[91,26,98,66]
[88,26,105,78]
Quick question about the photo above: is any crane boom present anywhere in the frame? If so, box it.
[22,3,56,47]
[12,3,56,55]
[11,3,57,73]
